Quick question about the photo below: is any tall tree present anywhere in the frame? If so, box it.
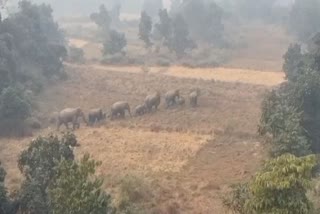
[139,11,153,48]
[169,14,195,57]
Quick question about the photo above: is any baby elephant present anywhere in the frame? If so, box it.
[57,107,88,130]
[145,91,161,112]
[134,104,147,116]
[110,101,132,120]
[88,108,106,125]
[165,89,180,108]
[189,88,201,107]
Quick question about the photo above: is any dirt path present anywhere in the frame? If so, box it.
[66,63,285,86]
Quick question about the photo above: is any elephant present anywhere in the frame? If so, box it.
[57,108,87,130]
[110,101,132,120]
[134,104,147,116]
[189,88,201,107]
[165,89,180,108]
[177,96,186,106]
[145,91,161,112]
[88,108,106,125]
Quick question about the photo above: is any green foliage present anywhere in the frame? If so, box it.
[103,30,127,56]
[90,4,112,36]
[245,154,316,214]
[68,46,85,63]
[179,0,224,44]
[139,11,153,48]
[169,14,195,57]
[1,1,66,78]
[259,87,311,157]
[18,133,77,214]
[0,1,66,136]
[223,183,249,214]
[261,39,320,154]
[289,0,320,41]
[0,86,31,121]
[283,44,305,82]
[154,9,172,45]
[49,154,114,214]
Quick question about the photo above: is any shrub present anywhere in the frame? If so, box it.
[49,154,114,214]
[0,86,31,121]
[103,30,127,56]
[17,133,77,213]
[117,175,151,213]
[67,46,85,63]
[223,183,249,214]
[245,154,316,214]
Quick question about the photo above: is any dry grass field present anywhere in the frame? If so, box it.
[0,63,275,213]
[0,18,289,213]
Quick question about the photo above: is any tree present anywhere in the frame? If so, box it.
[259,86,311,157]
[169,14,195,57]
[139,11,153,48]
[103,30,127,55]
[179,0,224,44]
[17,133,78,214]
[0,86,31,121]
[245,154,316,214]
[90,4,112,36]
[49,154,114,214]
[289,0,320,41]
[154,9,172,46]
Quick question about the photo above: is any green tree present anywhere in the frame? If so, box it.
[0,86,31,121]
[154,9,172,46]
[17,133,77,214]
[139,11,153,48]
[49,154,114,214]
[245,154,316,214]
[169,14,195,57]
[103,30,127,55]
[179,0,224,43]
[90,4,112,36]
[259,87,311,157]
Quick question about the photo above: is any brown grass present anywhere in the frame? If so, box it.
[0,18,292,211]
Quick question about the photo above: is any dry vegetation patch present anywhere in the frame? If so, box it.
[74,127,210,174]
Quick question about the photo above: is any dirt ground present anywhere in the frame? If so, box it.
[0,63,274,213]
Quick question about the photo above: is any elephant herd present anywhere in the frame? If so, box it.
[55,88,200,131]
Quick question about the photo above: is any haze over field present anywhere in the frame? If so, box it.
[1,0,320,213]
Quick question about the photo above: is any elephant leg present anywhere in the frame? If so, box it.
[120,111,125,118]
[64,122,69,130]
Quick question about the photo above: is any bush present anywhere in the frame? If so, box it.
[245,154,316,214]
[223,183,249,214]
[17,133,77,213]
[117,175,151,214]
[67,46,85,63]
[49,154,114,214]
[0,86,31,121]
[103,30,127,56]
